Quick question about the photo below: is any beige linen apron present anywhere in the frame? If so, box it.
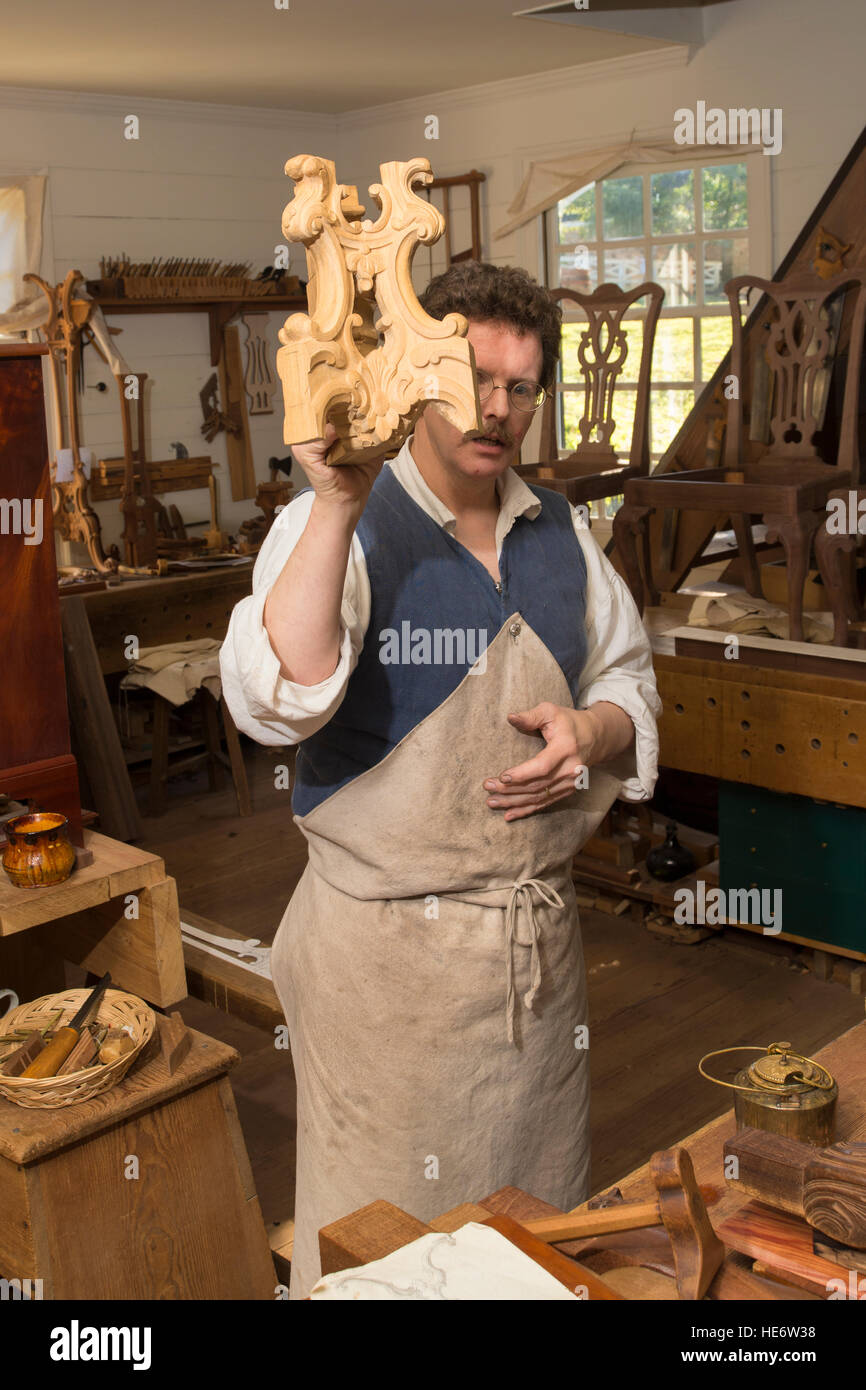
[271,615,624,1298]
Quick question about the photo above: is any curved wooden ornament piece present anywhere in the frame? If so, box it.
[277,154,482,464]
[650,1146,725,1300]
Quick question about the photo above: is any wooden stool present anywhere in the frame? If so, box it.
[149,689,252,818]
[0,1018,277,1299]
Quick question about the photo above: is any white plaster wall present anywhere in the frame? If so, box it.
[336,0,864,276]
[0,89,337,547]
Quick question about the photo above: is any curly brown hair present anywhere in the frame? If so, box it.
[419,261,561,391]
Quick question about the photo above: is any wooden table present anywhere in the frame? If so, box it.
[319,1018,866,1297]
[0,829,186,1008]
[0,1021,276,1299]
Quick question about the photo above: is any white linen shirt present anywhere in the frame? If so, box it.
[220,438,662,802]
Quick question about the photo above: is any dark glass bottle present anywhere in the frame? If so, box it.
[646,822,696,881]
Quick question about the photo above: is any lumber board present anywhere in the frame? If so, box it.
[717,1201,850,1297]
[672,627,866,684]
[60,597,142,842]
[219,325,256,501]
[181,908,282,1032]
[319,1200,430,1277]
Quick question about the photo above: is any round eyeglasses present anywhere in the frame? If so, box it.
[475,370,547,413]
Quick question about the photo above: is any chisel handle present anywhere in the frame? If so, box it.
[524,1201,662,1243]
[21,1027,78,1079]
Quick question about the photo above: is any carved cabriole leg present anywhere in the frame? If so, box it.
[815,521,858,647]
[763,510,822,643]
[731,512,762,598]
[612,502,652,614]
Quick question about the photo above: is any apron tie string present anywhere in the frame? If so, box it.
[504,878,565,1044]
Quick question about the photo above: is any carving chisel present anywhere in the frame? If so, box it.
[21,973,112,1079]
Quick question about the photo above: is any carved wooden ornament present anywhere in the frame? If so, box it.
[276,155,481,463]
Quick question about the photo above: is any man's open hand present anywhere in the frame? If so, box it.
[482,700,635,822]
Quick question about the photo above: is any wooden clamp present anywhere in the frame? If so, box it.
[725,1127,866,1249]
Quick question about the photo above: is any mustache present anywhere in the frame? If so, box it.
[463,424,516,447]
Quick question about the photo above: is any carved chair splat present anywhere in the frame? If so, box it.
[519,281,664,511]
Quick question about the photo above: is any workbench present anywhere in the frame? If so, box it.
[63,562,254,677]
[318,1018,866,1299]
[654,629,866,810]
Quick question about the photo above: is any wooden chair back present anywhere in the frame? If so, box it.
[724,270,866,481]
[538,281,664,477]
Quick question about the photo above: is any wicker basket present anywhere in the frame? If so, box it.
[0,987,156,1108]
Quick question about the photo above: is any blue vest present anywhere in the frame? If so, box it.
[293,465,588,816]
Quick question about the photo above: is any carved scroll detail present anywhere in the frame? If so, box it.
[276,155,481,463]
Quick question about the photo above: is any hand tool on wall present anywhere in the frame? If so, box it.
[21,973,112,1079]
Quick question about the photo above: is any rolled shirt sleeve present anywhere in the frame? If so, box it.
[219,491,371,746]
[572,514,662,802]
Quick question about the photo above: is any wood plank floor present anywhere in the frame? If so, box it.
[138,744,864,1233]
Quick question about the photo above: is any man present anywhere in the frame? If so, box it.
[221,261,661,1298]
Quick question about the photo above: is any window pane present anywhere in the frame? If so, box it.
[609,388,637,457]
[700,316,733,380]
[619,320,644,385]
[702,163,748,231]
[653,318,695,381]
[557,183,595,243]
[603,246,645,290]
[557,246,597,293]
[561,389,583,452]
[0,186,27,315]
[560,323,582,380]
[651,389,694,454]
[703,238,750,302]
[603,176,643,240]
[651,169,695,235]
[652,242,697,306]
